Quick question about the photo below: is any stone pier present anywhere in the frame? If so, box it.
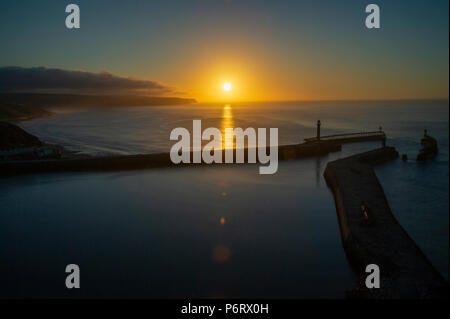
[324,147,448,298]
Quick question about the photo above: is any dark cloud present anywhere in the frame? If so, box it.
[0,66,174,95]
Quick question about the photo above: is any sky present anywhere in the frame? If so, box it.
[0,0,448,102]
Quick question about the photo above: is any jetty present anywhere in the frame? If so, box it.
[0,142,341,177]
[304,131,386,144]
[304,121,386,145]
[0,120,388,177]
[324,147,448,298]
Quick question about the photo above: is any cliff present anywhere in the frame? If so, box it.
[0,121,42,150]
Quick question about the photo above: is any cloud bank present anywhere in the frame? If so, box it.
[0,66,174,95]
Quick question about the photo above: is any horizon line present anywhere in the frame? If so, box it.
[0,91,448,104]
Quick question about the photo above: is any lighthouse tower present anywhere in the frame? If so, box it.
[317,120,321,141]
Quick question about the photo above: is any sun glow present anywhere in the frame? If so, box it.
[223,83,232,92]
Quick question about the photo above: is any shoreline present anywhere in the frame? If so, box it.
[0,92,198,123]
[1,112,53,123]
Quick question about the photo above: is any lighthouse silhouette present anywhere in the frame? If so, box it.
[317,120,321,141]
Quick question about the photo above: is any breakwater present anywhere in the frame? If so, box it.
[0,141,341,177]
[324,147,448,298]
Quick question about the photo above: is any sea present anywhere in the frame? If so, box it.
[0,100,448,298]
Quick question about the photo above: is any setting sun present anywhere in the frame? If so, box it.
[223,83,232,92]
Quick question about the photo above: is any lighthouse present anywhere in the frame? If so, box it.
[317,120,321,141]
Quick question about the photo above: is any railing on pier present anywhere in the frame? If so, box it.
[304,131,386,143]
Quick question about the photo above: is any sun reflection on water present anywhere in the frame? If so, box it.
[221,104,234,150]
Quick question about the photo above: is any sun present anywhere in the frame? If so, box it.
[223,83,232,92]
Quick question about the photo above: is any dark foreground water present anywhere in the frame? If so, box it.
[1,100,447,297]
[0,157,358,298]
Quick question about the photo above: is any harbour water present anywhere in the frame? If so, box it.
[1,100,447,297]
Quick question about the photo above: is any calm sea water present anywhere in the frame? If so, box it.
[1,100,448,297]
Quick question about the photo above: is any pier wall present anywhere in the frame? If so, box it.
[324,147,448,298]
[0,142,341,177]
